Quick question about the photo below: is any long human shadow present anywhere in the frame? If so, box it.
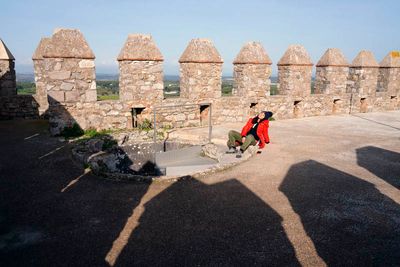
[114,178,301,266]
[0,97,151,266]
[356,146,400,189]
[279,160,400,266]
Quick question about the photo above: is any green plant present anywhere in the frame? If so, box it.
[138,119,153,132]
[102,139,117,151]
[269,117,275,121]
[61,123,84,138]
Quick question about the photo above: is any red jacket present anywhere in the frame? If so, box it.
[241,118,270,149]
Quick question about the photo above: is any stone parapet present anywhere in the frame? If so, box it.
[0,39,16,96]
[347,50,379,97]
[118,34,164,103]
[233,42,272,98]
[277,45,313,97]
[315,48,349,95]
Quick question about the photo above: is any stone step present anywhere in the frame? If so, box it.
[165,164,216,176]
[156,145,217,168]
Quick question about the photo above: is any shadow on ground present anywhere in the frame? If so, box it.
[114,178,300,266]
[279,159,400,266]
[1,117,400,266]
[0,119,150,266]
[356,146,400,189]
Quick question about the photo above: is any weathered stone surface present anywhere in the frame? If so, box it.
[277,65,312,97]
[347,51,379,97]
[49,71,71,80]
[179,39,223,63]
[278,45,313,66]
[351,50,379,68]
[233,42,272,64]
[0,59,16,96]
[0,39,15,60]
[85,89,97,102]
[316,48,349,67]
[180,62,222,101]
[233,64,271,98]
[47,90,64,103]
[32,38,51,60]
[315,49,349,95]
[43,29,95,59]
[78,59,95,68]
[118,34,163,61]
[119,60,163,103]
[378,51,400,95]
[277,45,313,97]
[380,51,400,68]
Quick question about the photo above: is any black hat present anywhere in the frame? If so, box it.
[264,111,273,119]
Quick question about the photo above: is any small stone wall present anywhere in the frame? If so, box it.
[0,95,40,119]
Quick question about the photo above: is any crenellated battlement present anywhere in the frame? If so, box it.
[0,29,399,134]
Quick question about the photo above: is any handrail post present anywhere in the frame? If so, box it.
[153,108,157,165]
[208,103,212,143]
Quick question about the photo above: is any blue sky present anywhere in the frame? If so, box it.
[2,0,399,75]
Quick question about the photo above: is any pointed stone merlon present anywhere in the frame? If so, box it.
[38,28,96,135]
[378,51,400,96]
[346,50,379,97]
[32,38,51,113]
[233,42,272,98]
[117,34,164,103]
[0,39,16,96]
[41,28,96,108]
[179,38,223,101]
[277,45,313,97]
[314,48,349,95]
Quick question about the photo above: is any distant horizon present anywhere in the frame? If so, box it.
[3,0,399,78]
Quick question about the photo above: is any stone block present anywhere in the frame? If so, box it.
[60,82,74,91]
[85,90,97,102]
[65,90,80,102]
[49,70,71,80]
[79,59,95,68]
[48,90,65,103]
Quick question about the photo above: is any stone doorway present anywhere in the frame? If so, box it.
[360,98,368,113]
[293,100,303,118]
[132,107,145,128]
[332,99,342,114]
[200,104,210,127]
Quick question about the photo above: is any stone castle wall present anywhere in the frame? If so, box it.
[119,61,164,103]
[347,67,379,97]
[378,67,400,96]
[0,29,399,134]
[179,63,222,101]
[314,66,349,95]
[233,64,271,98]
[0,60,16,97]
[277,65,313,97]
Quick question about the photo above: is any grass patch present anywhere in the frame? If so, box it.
[138,119,153,132]
[61,123,84,138]
[17,82,36,95]
[97,94,119,101]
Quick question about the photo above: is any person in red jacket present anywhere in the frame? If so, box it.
[226,111,273,158]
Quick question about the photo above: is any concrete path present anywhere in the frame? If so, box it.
[1,111,400,266]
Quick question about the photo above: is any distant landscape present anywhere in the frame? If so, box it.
[16,73,281,99]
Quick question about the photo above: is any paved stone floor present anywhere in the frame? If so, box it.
[0,111,399,266]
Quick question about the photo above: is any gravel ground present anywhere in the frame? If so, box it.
[0,111,399,266]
